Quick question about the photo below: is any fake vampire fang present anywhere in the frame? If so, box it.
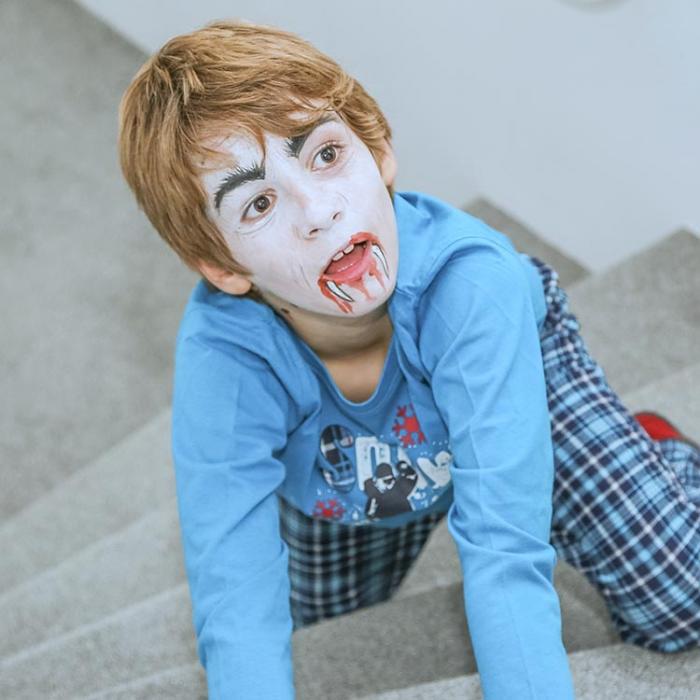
[371,243,389,277]
[326,280,355,302]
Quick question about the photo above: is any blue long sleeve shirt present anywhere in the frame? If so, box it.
[171,190,576,699]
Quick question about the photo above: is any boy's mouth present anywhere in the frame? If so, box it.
[318,232,390,313]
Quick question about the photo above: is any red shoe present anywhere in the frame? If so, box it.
[633,411,700,451]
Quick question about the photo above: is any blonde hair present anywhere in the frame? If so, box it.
[118,19,393,301]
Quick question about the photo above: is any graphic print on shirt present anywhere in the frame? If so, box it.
[363,459,417,519]
[314,402,453,523]
[318,424,357,493]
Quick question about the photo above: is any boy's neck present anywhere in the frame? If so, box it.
[262,288,393,359]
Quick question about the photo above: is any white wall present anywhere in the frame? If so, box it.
[76,0,700,272]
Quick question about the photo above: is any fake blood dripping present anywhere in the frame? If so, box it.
[318,234,390,314]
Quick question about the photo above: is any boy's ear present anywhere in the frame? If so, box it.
[199,262,253,295]
[378,139,397,188]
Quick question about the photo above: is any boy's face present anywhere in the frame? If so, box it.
[199,112,398,317]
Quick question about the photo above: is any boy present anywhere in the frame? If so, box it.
[118,19,700,700]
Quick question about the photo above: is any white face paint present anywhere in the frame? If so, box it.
[199,113,398,316]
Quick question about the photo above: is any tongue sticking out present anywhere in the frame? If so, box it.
[319,239,389,315]
[325,243,366,276]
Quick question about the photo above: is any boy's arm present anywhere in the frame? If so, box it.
[172,339,295,700]
[418,242,576,700]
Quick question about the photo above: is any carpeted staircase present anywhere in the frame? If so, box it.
[2,1,700,698]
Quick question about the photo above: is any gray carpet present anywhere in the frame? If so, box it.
[0,0,198,520]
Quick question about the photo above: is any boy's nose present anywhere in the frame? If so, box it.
[306,209,342,238]
[294,186,344,238]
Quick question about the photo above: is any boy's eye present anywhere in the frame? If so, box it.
[320,146,337,163]
[242,193,273,221]
[252,195,271,212]
[313,142,343,168]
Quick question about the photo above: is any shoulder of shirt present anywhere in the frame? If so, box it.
[393,190,529,300]
[176,281,277,345]
[173,281,314,398]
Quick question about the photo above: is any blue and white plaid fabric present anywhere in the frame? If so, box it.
[278,494,445,631]
[279,255,700,652]
[532,254,700,653]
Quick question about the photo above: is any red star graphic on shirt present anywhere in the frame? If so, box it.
[391,403,426,448]
[312,498,346,520]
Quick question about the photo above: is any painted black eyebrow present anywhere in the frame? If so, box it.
[284,115,340,158]
[213,162,265,212]
[213,115,340,212]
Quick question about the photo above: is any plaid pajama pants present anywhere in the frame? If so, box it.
[279,255,700,653]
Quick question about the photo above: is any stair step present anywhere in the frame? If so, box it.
[77,636,700,700]
[0,585,196,700]
[77,663,206,700]
[357,643,700,700]
[0,410,175,595]
[0,502,183,659]
[565,229,700,396]
[464,197,590,288]
[0,556,622,700]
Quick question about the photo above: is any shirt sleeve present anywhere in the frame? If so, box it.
[417,242,576,700]
[171,337,296,700]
